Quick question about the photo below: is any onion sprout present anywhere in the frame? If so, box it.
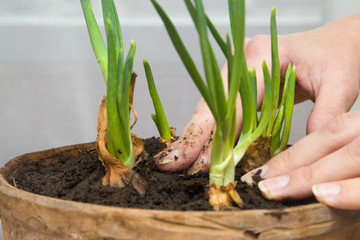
[81,0,136,167]
[144,59,175,145]
[152,0,296,209]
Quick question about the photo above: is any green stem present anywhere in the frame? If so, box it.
[116,40,136,167]
[249,68,258,123]
[144,59,172,141]
[269,105,283,153]
[238,54,257,142]
[106,17,125,161]
[234,61,273,165]
[209,120,235,186]
[269,64,291,154]
[209,127,227,185]
[266,7,280,136]
[274,66,296,155]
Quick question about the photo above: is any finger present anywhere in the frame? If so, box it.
[306,71,359,134]
[241,111,360,184]
[187,136,212,174]
[258,135,360,200]
[155,98,215,172]
[313,178,360,210]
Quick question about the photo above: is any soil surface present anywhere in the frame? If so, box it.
[8,138,316,211]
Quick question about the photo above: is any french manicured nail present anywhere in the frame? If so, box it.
[157,150,179,165]
[258,175,289,198]
[240,165,268,185]
[312,183,341,201]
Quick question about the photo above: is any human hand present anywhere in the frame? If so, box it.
[241,110,360,209]
[156,14,360,173]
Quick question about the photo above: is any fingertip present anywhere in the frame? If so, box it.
[155,148,182,172]
[240,174,254,186]
[312,183,341,206]
[154,101,215,172]
[187,153,210,175]
[154,141,202,172]
[313,179,360,210]
[156,159,183,172]
[240,165,269,186]
[258,175,290,200]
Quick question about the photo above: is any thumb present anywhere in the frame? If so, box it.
[306,76,358,134]
[155,98,215,172]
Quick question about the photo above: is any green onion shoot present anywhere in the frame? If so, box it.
[151,0,245,210]
[144,59,176,147]
[81,0,145,191]
[233,7,296,172]
[152,0,296,210]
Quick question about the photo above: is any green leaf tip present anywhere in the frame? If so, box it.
[130,39,136,48]
[271,6,276,15]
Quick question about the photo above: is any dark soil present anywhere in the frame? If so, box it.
[7,137,316,211]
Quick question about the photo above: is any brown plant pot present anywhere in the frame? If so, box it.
[1,143,360,239]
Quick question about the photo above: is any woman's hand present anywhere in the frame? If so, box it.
[155,14,360,176]
[241,110,360,209]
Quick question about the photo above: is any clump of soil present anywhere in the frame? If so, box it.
[7,137,315,211]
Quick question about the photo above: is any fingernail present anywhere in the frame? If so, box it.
[187,168,199,175]
[154,147,173,159]
[188,154,209,175]
[198,154,208,165]
[312,183,341,201]
[157,149,179,165]
[240,165,269,185]
[258,175,289,198]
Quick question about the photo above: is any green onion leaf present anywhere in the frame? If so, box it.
[144,59,172,141]
[80,0,108,83]
[227,0,245,116]
[274,66,296,155]
[106,16,125,160]
[195,0,226,122]
[150,0,215,115]
[266,7,280,136]
[101,0,124,65]
[234,60,273,165]
[117,40,136,167]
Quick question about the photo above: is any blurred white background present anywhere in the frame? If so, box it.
[0,0,360,238]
